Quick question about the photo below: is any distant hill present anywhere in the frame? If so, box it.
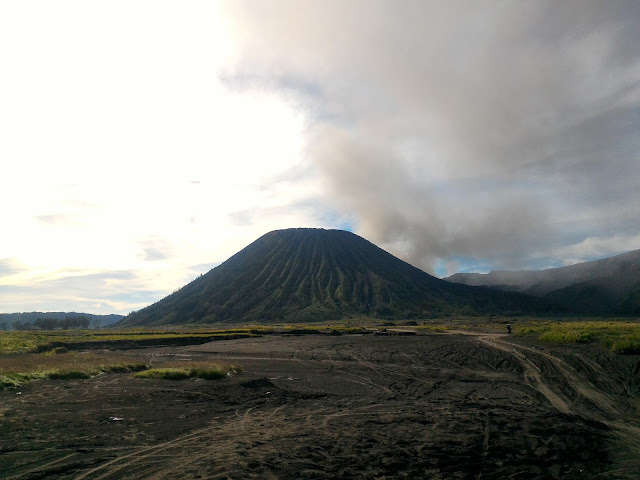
[119,228,557,326]
[445,249,640,314]
[0,312,124,330]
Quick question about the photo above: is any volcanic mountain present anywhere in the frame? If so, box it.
[445,249,640,314]
[120,228,557,326]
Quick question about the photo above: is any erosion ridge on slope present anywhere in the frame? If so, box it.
[120,228,556,326]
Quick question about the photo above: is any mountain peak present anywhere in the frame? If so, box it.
[120,228,555,326]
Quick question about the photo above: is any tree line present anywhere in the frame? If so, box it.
[7,315,92,331]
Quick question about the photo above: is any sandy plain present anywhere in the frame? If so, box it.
[1,331,639,479]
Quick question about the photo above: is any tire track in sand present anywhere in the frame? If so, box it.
[72,412,234,480]
[479,335,622,417]
[466,332,640,462]
[476,335,572,414]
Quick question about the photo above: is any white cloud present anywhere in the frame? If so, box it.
[225,0,640,273]
[0,1,334,313]
[2,1,639,313]
[552,233,640,266]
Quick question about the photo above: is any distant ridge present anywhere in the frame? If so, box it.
[0,312,124,330]
[119,228,556,326]
[445,249,640,314]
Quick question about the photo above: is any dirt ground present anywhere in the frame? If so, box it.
[1,331,640,479]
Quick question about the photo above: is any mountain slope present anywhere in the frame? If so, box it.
[445,249,640,314]
[120,228,557,326]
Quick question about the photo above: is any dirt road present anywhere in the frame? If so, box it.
[1,332,638,479]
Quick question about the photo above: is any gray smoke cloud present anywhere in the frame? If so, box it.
[225,0,640,274]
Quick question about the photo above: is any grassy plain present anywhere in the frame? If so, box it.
[0,328,259,354]
[135,363,240,380]
[513,319,640,353]
[3,318,640,354]
[0,328,242,389]
[1,317,639,390]
[0,322,387,355]
[2,321,639,478]
[0,351,148,389]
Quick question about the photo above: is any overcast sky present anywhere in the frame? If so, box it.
[1,0,639,314]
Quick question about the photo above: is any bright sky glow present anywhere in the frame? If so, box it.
[0,1,330,313]
[1,1,639,314]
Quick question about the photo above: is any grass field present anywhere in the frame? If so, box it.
[514,319,640,354]
[0,351,148,389]
[3,319,640,355]
[135,363,240,380]
[0,322,383,354]
[0,345,239,390]
[0,328,259,354]
[2,318,639,390]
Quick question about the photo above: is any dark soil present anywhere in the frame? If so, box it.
[1,332,639,479]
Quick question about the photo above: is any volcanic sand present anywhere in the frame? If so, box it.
[1,331,639,479]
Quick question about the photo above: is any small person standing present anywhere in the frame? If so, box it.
[506,323,512,334]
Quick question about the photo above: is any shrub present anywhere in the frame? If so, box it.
[101,363,147,373]
[605,337,640,355]
[189,366,227,380]
[0,371,50,390]
[47,369,96,380]
[134,364,239,380]
[539,329,594,344]
[514,320,640,354]
[46,347,69,355]
[0,360,151,389]
[0,374,24,389]
[135,368,191,380]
